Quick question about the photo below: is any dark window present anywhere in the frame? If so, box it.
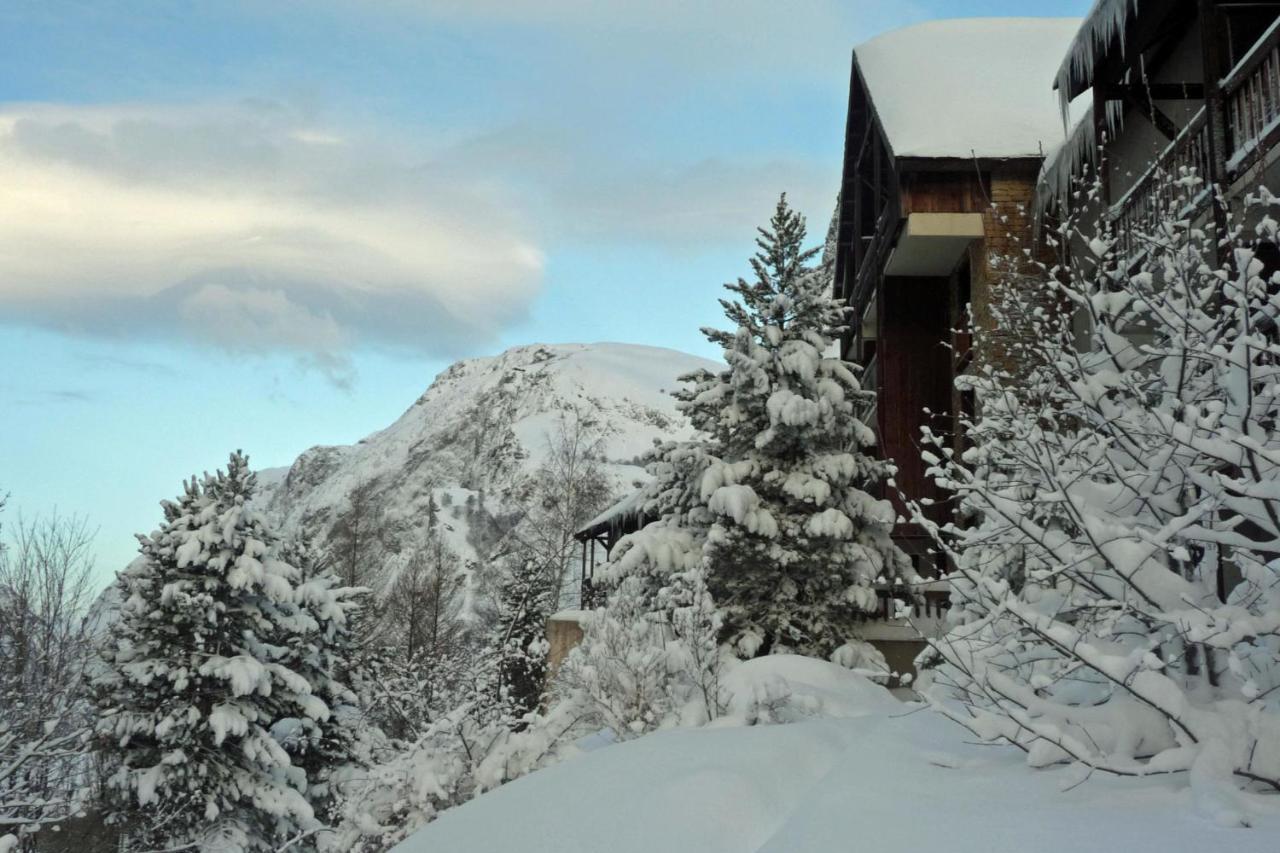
[1222,7,1280,69]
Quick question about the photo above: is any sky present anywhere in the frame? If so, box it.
[0,0,1090,588]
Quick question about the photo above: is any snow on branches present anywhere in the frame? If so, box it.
[93,452,363,852]
[0,510,96,850]
[915,170,1280,824]
[670,195,910,659]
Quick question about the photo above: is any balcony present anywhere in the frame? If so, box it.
[1108,107,1211,262]
[847,202,899,318]
[1108,19,1280,262]
[1223,16,1280,174]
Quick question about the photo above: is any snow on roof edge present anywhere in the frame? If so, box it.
[1035,97,1123,218]
[853,17,1082,160]
[574,488,650,539]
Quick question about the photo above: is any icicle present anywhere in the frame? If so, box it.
[1055,0,1140,122]
[1036,104,1100,219]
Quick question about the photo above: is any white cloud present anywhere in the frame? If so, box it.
[427,123,837,248]
[0,101,544,378]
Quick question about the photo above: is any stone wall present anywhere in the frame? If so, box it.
[967,164,1054,377]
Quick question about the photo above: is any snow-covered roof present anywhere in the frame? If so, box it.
[574,488,651,540]
[853,17,1082,159]
[1036,104,1097,217]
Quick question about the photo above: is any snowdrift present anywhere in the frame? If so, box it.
[394,657,1280,853]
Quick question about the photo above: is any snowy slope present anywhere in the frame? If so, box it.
[262,342,718,571]
[395,661,1280,853]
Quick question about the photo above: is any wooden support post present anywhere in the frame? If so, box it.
[1092,82,1111,208]
[1200,0,1233,266]
[852,158,864,278]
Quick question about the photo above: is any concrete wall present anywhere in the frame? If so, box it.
[546,610,586,678]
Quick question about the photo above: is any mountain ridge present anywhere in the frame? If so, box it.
[258,342,719,603]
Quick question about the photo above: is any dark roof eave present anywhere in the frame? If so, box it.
[896,154,1047,172]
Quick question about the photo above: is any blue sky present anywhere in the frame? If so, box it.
[0,0,1089,587]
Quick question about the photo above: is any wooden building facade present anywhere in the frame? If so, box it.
[833,19,1077,576]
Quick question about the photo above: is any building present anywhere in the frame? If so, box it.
[571,490,652,608]
[828,18,1083,666]
[558,20,1087,677]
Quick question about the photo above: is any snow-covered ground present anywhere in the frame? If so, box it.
[395,657,1280,853]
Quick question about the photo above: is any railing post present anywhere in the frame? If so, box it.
[1199,0,1233,266]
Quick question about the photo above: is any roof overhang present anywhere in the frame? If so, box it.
[1053,0,1189,108]
[884,213,984,277]
[573,489,650,542]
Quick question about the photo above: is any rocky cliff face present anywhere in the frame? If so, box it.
[260,342,718,572]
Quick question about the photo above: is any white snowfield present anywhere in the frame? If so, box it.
[395,657,1280,853]
[854,17,1081,159]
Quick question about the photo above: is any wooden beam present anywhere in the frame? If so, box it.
[894,156,1041,173]
[1122,90,1182,140]
[1099,83,1206,100]
[872,129,883,211]
[852,139,864,278]
[833,53,863,312]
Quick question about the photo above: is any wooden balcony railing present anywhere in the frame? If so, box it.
[856,351,878,424]
[1223,16,1280,173]
[1106,19,1280,261]
[848,202,899,319]
[1108,107,1211,261]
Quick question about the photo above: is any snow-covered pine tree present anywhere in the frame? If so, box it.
[273,534,367,829]
[914,172,1280,819]
[686,194,910,659]
[488,554,555,728]
[94,452,340,851]
[605,429,717,594]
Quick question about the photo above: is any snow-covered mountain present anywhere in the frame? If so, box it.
[260,342,718,570]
